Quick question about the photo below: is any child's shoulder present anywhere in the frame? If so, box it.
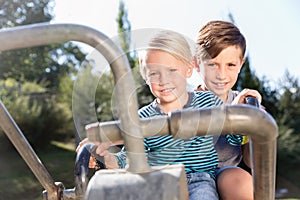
[193,90,217,98]
[138,100,160,118]
[191,91,223,106]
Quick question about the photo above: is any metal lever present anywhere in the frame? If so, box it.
[245,96,259,108]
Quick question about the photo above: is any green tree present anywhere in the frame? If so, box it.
[277,71,300,136]
[0,0,87,148]
[0,0,53,27]
[233,57,279,117]
[0,78,74,148]
[229,13,278,116]
[276,70,300,174]
[233,58,260,91]
[0,0,86,89]
[116,0,135,68]
[116,0,153,108]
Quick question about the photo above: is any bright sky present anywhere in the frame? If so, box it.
[53,0,300,86]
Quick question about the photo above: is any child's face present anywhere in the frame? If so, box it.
[199,45,245,102]
[144,50,193,109]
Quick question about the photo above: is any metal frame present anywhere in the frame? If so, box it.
[87,104,278,199]
[0,23,278,200]
[0,23,148,200]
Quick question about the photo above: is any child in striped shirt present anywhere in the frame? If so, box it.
[112,29,243,200]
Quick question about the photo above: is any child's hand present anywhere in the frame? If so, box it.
[76,138,97,168]
[94,141,119,169]
[232,89,262,105]
[76,138,122,169]
[75,137,89,153]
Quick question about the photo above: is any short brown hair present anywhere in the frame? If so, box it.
[196,20,246,60]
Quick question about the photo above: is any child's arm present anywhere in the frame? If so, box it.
[114,147,127,169]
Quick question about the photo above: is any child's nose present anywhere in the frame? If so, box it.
[216,66,226,79]
[159,71,170,85]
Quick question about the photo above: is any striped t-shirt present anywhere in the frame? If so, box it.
[115,91,243,178]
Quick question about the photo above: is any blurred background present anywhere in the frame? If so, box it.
[0,0,299,199]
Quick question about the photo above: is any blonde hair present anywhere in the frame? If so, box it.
[139,30,193,80]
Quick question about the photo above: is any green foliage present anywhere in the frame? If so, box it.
[116,0,154,108]
[72,64,114,137]
[132,65,154,107]
[276,71,300,161]
[0,0,87,148]
[0,41,86,89]
[0,0,86,89]
[233,55,300,163]
[0,79,74,148]
[233,57,279,116]
[95,71,115,122]
[116,0,136,69]
[278,71,300,129]
[234,58,261,91]
[0,0,54,28]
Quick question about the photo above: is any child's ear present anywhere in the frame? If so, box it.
[238,57,246,73]
[241,57,246,65]
[186,63,194,77]
[193,56,200,72]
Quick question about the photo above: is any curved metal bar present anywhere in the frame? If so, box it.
[0,23,150,199]
[0,100,61,199]
[87,105,278,200]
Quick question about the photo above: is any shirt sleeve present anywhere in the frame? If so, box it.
[225,134,243,146]
[114,147,127,168]
[114,141,149,168]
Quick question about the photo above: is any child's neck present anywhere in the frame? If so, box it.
[219,94,228,103]
[198,84,228,103]
[156,92,189,114]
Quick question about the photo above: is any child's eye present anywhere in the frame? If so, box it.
[228,63,236,67]
[149,72,158,76]
[169,68,178,72]
[207,63,215,67]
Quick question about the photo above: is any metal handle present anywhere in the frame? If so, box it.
[245,96,260,107]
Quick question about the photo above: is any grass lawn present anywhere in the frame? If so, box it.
[0,138,76,200]
[276,154,300,199]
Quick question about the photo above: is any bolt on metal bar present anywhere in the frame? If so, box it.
[87,105,278,200]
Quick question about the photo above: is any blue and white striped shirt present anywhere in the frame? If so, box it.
[115,91,243,178]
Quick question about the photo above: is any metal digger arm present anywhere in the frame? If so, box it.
[0,23,149,199]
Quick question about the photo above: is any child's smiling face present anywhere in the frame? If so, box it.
[145,50,193,111]
[200,45,245,102]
